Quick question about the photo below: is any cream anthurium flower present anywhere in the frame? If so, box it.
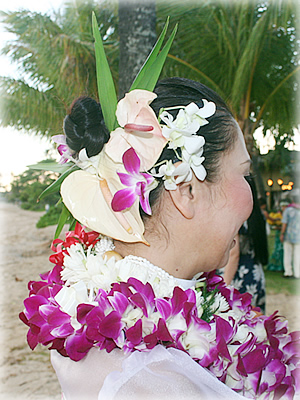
[61,150,146,243]
[105,89,167,171]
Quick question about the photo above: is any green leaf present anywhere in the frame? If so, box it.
[130,20,178,92]
[37,164,78,201]
[69,218,77,231]
[130,17,170,90]
[141,24,178,91]
[92,12,118,131]
[27,161,73,173]
[55,203,72,239]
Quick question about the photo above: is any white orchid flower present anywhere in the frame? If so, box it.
[185,100,216,125]
[182,148,206,181]
[160,99,216,144]
[75,148,101,175]
[154,160,192,190]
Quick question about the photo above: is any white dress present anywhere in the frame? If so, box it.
[51,256,248,400]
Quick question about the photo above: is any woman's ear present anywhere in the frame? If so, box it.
[169,180,195,219]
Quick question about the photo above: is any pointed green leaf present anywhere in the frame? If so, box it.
[131,23,178,92]
[141,24,178,92]
[38,165,78,201]
[92,12,118,131]
[55,203,72,239]
[130,17,170,90]
[28,161,73,173]
[69,218,77,231]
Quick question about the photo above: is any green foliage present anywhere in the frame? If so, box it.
[7,162,61,211]
[36,203,62,228]
[260,145,299,185]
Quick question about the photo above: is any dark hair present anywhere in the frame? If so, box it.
[246,177,269,265]
[63,78,238,219]
[63,96,110,157]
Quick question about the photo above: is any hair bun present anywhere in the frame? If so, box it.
[63,96,110,157]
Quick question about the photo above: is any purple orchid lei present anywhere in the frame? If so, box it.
[20,224,300,400]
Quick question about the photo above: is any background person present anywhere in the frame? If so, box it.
[267,201,289,272]
[280,195,300,278]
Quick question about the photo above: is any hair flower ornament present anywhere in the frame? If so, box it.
[157,100,216,184]
[105,90,167,172]
[48,16,217,243]
[111,148,158,215]
[152,161,192,191]
[51,134,75,164]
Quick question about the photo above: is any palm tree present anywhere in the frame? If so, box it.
[157,0,299,155]
[1,0,298,160]
[0,0,118,136]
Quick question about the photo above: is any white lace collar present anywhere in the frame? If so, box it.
[121,255,197,291]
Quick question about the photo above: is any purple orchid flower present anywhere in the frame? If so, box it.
[111,147,156,215]
[51,134,74,164]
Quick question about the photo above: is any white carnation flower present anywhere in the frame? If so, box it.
[62,243,88,284]
[61,242,120,298]
[211,292,230,314]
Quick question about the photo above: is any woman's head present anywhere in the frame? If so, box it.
[62,77,252,274]
[63,78,239,219]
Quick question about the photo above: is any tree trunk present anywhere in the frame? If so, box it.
[118,0,156,98]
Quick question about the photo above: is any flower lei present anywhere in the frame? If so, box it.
[20,224,300,400]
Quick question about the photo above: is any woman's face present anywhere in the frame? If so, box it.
[192,126,253,273]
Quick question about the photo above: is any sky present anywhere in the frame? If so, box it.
[0,0,63,190]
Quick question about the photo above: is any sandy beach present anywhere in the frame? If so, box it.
[0,199,299,399]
